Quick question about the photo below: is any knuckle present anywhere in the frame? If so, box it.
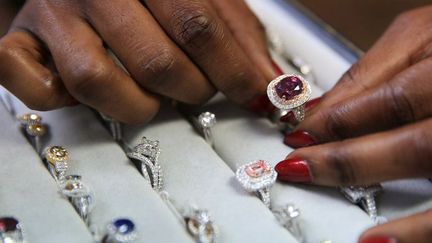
[137,49,175,88]
[410,125,432,172]
[172,7,219,48]
[67,59,111,98]
[383,81,415,125]
[338,63,368,91]
[323,106,352,141]
[326,143,358,185]
[226,70,262,104]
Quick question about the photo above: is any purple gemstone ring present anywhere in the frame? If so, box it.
[267,74,311,122]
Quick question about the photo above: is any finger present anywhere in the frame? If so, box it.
[359,210,432,243]
[83,0,215,104]
[144,0,268,104]
[285,57,432,147]
[209,0,275,80]
[0,31,72,110]
[14,7,160,123]
[276,118,432,186]
[306,7,432,118]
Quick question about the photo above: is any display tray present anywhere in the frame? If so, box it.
[1,0,431,242]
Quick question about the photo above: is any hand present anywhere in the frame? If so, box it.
[273,6,432,243]
[0,0,276,123]
[358,210,432,243]
[276,6,432,185]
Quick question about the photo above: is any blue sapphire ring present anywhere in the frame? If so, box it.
[105,218,137,243]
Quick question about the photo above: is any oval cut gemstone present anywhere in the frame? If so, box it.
[113,218,135,234]
[0,217,19,232]
[275,76,303,100]
[245,160,270,178]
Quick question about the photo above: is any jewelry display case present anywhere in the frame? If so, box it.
[1,0,431,242]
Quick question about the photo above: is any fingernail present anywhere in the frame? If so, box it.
[359,236,397,243]
[275,157,312,183]
[305,96,322,109]
[248,94,276,115]
[280,97,322,123]
[271,59,284,76]
[284,130,316,148]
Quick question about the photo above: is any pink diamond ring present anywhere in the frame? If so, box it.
[236,160,277,208]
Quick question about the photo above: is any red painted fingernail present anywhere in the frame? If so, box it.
[305,97,322,109]
[247,94,276,115]
[284,130,316,148]
[271,59,284,76]
[359,236,397,243]
[275,157,312,183]
[280,97,322,123]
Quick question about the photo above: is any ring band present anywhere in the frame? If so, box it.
[340,185,386,224]
[99,113,122,141]
[272,204,303,242]
[44,146,69,183]
[127,137,163,191]
[61,175,95,225]
[197,112,216,147]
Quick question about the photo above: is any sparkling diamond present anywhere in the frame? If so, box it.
[245,160,270,178]
[275,75,303,100]
[198,112,216,128]
[135,137,159,159]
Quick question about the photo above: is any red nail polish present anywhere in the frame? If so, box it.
[280,97,321,123]
[275,158,312,183]
[248,94,276,115]
[359,236,397,243]
[305,97,322,109]
[284,130,316,148]
[271,60,284,76]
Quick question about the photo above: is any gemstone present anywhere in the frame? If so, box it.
[0,217,19,232]
[245,160,270,178]
[113,219,135,235]
[275,75,303,100]
[45,146,69,164]
[26,124,46,136]
[135,137,159,159]
[198,112,216,128]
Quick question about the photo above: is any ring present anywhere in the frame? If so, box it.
[272,204,303,242]
[18,113,46,153]
[235,160,277,208]
[197,112,216,147]
[43,146,69,183]
[105,218,138,243]
[17,113,41,126]
[127,137,163,191]
[61,175,95,225]
[0,217,24,243]
[99,113,122,141]
[267,74,311,122]
[183,205,217,243]
[340,185,387,224]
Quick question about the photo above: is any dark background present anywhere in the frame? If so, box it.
[295,0,431,51]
